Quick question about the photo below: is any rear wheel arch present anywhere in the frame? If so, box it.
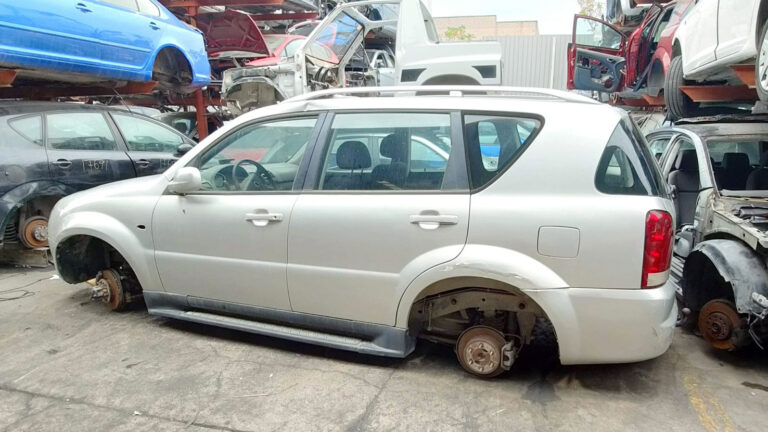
[152,46,194,87]
[420,74,481,86]
[404,277,559,351]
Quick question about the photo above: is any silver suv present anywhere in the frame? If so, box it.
[48,87,677,377]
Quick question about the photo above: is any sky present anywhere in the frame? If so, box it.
[428,0,582,35]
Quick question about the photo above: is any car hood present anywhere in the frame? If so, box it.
[713,195,768,245]
[197,11,269,56]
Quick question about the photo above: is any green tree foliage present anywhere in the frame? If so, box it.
[444,25,474,41]
[578,0,604,18]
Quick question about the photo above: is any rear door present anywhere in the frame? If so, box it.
[89,0,162,73]
[109,112,188,176]
[45,111,136,191]
[568,15,626,93]
[286,111,469,326]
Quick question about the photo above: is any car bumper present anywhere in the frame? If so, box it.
[526,279,677,365]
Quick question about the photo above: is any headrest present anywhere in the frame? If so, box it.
[336,141,371,170]
[676,150,698,171]
[380,134,407,160]
[760,151,768,167]
[722,152,750,170]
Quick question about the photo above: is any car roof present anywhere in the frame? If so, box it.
[0,101,136,116]
[661,121,768,139]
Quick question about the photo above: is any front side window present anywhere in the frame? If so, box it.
[112,113,184,153]
[648,136,672,160]
[318,113,452,191]
[283,39,303,58]
[595,120,664,196]
[465,114,541,189]
[574,16,622,50]
[46,113,117,151]
[196,117,317,192]
[8,115,43,145]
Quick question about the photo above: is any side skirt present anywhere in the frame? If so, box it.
[143,291,416,358]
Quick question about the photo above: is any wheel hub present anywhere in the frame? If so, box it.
[465,341,500,374]
[19,217,49,249]
[698,299,743,351]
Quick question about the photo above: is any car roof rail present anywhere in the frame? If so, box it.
[284,86,599,104]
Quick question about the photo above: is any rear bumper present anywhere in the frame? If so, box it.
[526,280,677,365]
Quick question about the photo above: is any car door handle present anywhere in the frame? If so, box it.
[245,211,283,227]
[135,159,151,168]
[53,159,72,169]
[149,21,160,30]
[76,2,92,12]
[410,214,458,229]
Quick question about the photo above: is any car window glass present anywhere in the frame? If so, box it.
[574,17,622,50]
[707,139,762,164]
[136,0,160,16]
[648,137,671,160]
[318,113,452,191]
[47,113,117,151]
[311,12,363,64]
[595,120,664,196]
[283,39,303,58]
[8,115,43,145]
[197,117,317,192]
[113,114,184,153]
[100,0,139,11]
[465,115,541,189]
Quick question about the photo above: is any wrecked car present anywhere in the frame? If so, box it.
[568,0,694,108]
[49,86,676,378]
[221,0,502,115]
[648,116,768,350]
[0,102,193,260]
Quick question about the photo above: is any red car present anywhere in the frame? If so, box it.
[568,0,694,108]
[246,35,307,67]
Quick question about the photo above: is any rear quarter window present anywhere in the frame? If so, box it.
[595,119,666,197]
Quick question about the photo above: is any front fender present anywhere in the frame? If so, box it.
[687,239,768,313]
[395,244,568,328]
[0,181,76,237]
[50,211,161,292]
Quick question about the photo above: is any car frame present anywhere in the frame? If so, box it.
[48,86,676,378]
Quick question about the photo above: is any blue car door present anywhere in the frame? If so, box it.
[0,0,103,68]
[83,1,163,77]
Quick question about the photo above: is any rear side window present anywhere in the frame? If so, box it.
[595,119,665,196]
[464,114,541,189]
[8,115,43,145]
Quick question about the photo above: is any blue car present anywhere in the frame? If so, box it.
[0,0,210,91]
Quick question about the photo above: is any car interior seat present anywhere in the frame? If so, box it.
[324,140,371,190]
[667,150,699,227]
[747,151,768,190]
[720,152,751,190]
[371,134,408,189]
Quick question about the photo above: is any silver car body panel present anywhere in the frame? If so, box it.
[49,89,676,365]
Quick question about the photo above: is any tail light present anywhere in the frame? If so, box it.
[642,210,673,289]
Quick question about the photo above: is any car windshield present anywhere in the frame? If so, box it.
[263,35,287,55]
[310,12,364,64]
[707,136,768,195]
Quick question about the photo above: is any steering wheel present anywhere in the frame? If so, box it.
[232,159,276,191]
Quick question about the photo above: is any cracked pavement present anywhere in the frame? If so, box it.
[1,266,767,431]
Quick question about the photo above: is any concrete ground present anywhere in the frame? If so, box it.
[0,266,766,432]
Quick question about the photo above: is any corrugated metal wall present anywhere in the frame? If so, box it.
[489,35,571,90]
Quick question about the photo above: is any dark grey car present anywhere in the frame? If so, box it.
[0,102,193,252]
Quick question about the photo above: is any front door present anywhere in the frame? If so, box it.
[568,15,626,93]
[152,116,321,309]
[109,111,187,176]
[45,111,136,191]
[287,112,470,326]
